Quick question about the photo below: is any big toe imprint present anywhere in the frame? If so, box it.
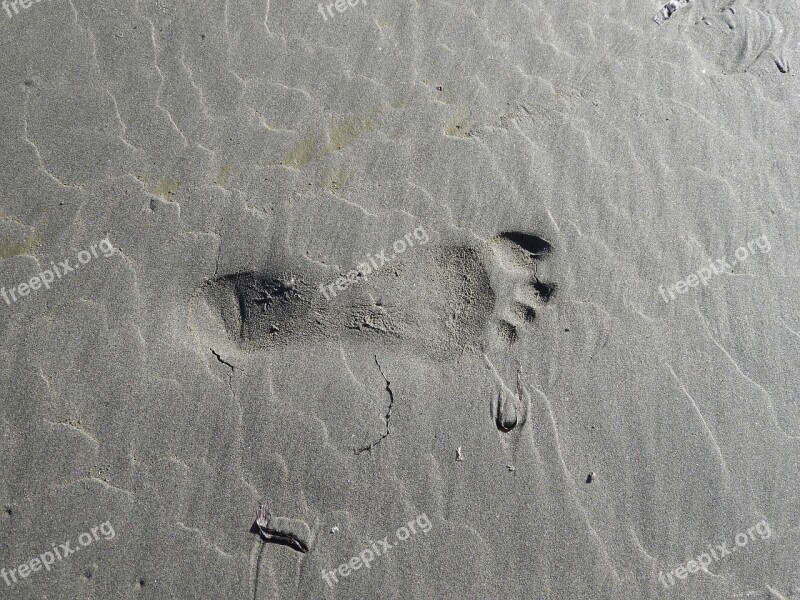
[189,231,556,356]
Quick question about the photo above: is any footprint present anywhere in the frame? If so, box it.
[190,231,556,356]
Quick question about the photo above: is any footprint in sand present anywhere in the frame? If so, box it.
[189,230,556,358]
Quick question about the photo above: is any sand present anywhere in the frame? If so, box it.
[1,0,799,598]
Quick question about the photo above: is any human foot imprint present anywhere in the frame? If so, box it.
[190,231,556,356]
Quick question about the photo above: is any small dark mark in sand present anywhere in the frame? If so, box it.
[252,499,310,553]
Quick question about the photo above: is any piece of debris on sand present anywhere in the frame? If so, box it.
[253,499,311,553]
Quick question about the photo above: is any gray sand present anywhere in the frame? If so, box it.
[1,0,799,598]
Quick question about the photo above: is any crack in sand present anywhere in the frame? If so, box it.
[354,355,394,455]
[211,348,236,397]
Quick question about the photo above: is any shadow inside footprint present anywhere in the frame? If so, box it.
[198,269,318,349]
[531,279,556,303]
[496,232,552,257]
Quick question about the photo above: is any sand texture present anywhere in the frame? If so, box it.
[1,0,799,598]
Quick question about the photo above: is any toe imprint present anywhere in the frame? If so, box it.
[486,231,556,347]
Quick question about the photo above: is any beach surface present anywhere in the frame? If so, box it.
[0,0,799,598]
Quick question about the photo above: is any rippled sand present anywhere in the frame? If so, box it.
[0,0,798,598]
